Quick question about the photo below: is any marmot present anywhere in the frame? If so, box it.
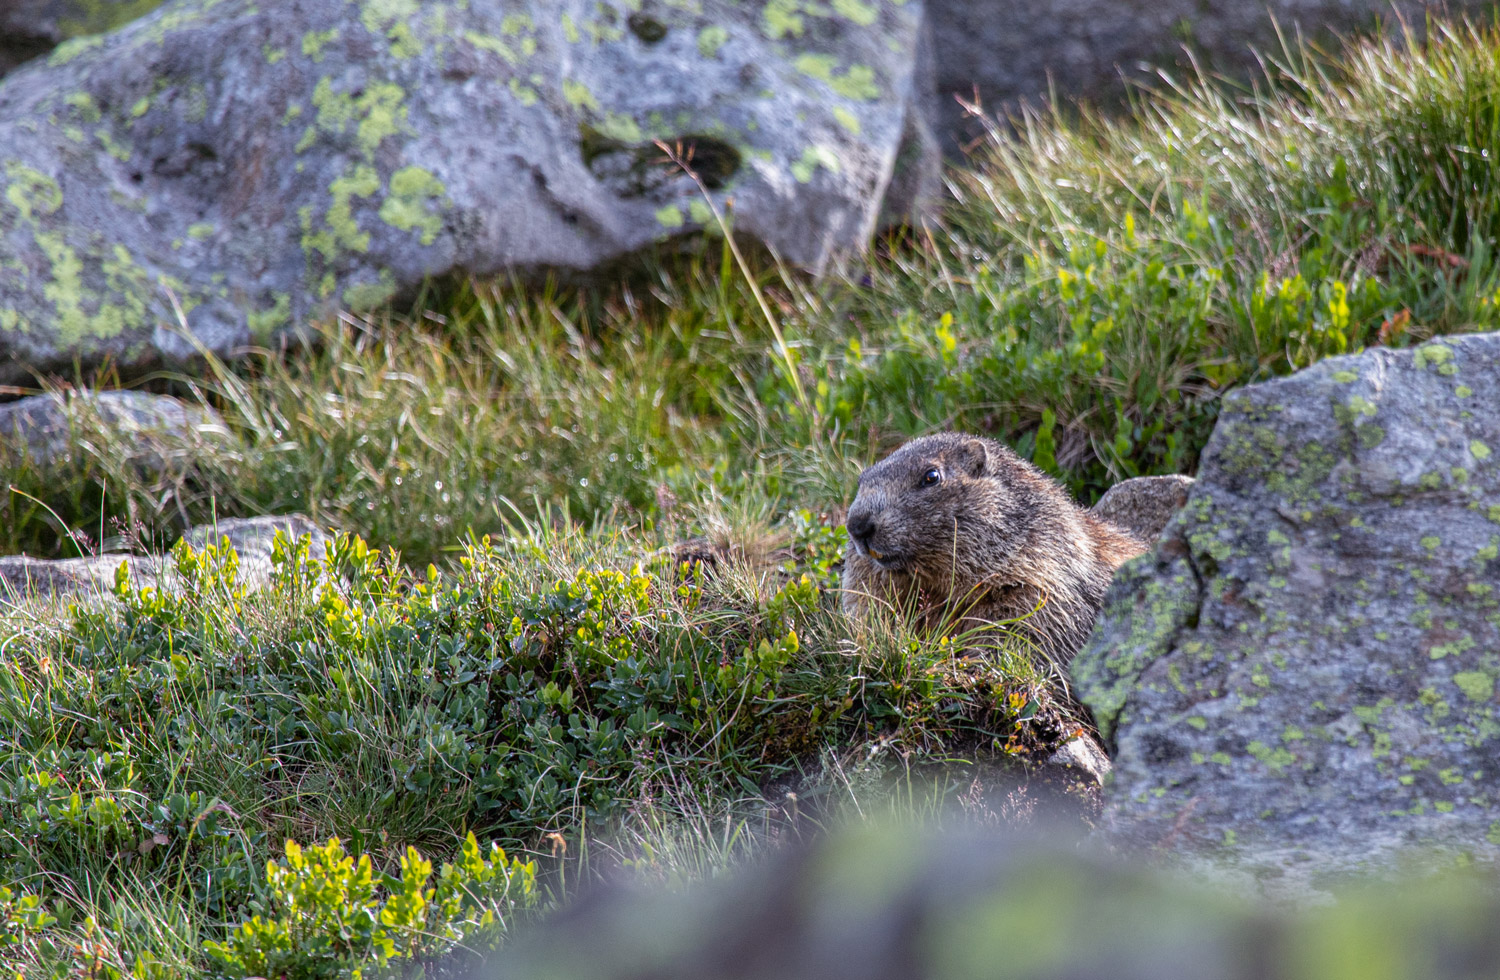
[842,432,1146,662]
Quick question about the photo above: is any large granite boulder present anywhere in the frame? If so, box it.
[0,0,932,383]
[1072,332,1500,891]
[924,0,1500,150]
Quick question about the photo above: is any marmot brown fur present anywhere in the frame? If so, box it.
[842,433,1146,662]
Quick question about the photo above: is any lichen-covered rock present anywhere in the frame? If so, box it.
[0,513,329,603]
[1071,331,1500,891]
[0,0,932,383]
[925,0,1498,150]
[0,389,231,474]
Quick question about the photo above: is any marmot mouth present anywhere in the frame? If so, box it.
[867,549,905,570]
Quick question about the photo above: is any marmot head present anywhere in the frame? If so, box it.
[845,433,1047,586]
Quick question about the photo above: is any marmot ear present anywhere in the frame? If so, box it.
[957,437,990,477]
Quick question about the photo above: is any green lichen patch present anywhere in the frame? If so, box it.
[793,53,881,101]
[309,78,409,158]
[655,205,684,229]
[792,145,841,183]
[1413,342,1454,366]
[596,113,644,145]
[563,79,599,111]
[1356,423,1385,449]
[763,0,805,39]
[833,106,861,134]
[1453,672,1495,703]
[508,78,540,107]
[47,35,105,66]
[361,0,421,59]
[1246,740,1295,773]
[64,92,101,125]
[831,0,880,25]
[246,293,291,340]
[3,164,63,221]
[301,27,340,62]
[300,165,380,271]
[342,269,398,310]
[378,166,446,245]
[465,31,526,66]
[697,25,729,57]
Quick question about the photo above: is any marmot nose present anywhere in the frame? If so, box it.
[847,511,875,545]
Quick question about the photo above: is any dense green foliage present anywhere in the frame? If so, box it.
[7,16,1500,978]
[205,834,536,979]
[0,525,1055,975]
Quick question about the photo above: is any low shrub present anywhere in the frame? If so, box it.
[0,523,1061,975]
[206,834,537,979]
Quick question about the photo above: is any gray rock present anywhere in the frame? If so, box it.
[0,0,932,383]
[0,389,232,475]
[1044,732,1112,786]
[0,513,330,604]
[1092,474,1195,544]
[925,0,1498,151]
[179,513,333,582]
[1071,332,1500,892]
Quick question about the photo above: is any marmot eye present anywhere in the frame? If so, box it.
[920,468,942,487]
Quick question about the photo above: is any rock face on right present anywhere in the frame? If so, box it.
[1071,332,1500,888]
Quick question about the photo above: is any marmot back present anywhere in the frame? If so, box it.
[842,433,1145,662]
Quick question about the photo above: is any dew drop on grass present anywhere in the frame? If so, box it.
[580,478,589,487]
